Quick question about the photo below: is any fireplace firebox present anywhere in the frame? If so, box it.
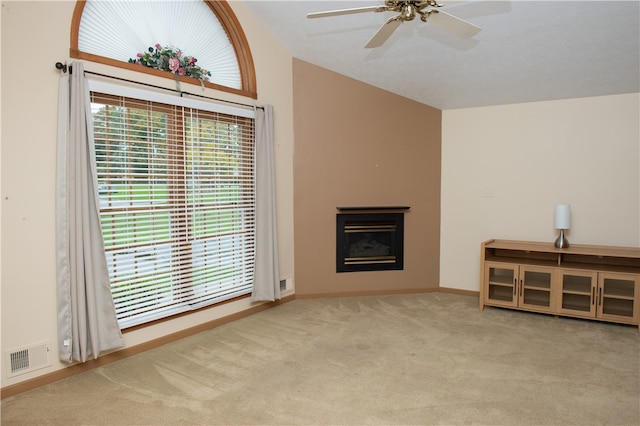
[336,210,405,273]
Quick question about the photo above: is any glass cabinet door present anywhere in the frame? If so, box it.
[484,263,518,308]
[598,273,640,323]
[556,270,597,318]
[519,266,555,313]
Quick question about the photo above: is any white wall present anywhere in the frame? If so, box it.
[440,93,640,292]
[0,1,294,387]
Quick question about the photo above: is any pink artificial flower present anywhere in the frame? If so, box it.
[168,57,180,72]
[189,57,196,66]
[155,43,162,50]
[177,50,182,57]
[178,67,186,76]
[137,52,144,58]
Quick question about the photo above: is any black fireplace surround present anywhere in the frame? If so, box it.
[336,208,406,273]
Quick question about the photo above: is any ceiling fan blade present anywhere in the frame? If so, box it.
[307,5,388,19]
[428,9,481,39]
[365,17,402,48]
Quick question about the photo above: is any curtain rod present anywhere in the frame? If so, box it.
[54,62,262,110]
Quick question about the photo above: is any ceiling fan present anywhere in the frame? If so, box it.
[307,0,481,48]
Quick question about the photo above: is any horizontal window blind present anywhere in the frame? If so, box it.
[91,92,255,328]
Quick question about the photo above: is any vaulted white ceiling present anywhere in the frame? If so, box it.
[242,0,640,110]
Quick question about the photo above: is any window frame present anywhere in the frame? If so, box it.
[70,0,257,99]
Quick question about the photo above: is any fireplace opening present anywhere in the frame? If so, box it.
[336,212,404,273]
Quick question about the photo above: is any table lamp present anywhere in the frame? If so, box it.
[554,204,570,248]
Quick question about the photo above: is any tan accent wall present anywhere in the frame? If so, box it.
[292,59,442,296]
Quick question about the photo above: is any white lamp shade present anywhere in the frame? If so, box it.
[555,204,571,229]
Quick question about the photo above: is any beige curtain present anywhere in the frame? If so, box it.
[251,105,281,301]
[56,61,124,363]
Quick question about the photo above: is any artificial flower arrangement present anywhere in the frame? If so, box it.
[129,44,211,83]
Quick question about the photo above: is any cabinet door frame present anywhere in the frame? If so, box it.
[597,272,640,324]
[518,265,556,313]
[483,262,519,308]
[555,269,598,318]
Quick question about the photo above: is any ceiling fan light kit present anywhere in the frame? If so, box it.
[307,0,481,48]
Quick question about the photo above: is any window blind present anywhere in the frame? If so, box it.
[78,0,242,89]
[91,91,255,328]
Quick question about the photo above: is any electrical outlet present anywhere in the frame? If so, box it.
[482,187,495,198]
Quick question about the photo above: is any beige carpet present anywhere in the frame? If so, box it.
[1,293,639,425]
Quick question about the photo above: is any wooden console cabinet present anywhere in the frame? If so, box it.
[480,239,640,330]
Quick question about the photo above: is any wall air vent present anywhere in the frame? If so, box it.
[278,277,294,293]
[6,342,51,378]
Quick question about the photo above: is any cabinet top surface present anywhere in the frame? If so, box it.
[483,239,640,259]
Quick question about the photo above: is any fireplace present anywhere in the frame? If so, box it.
[336,208,407,273]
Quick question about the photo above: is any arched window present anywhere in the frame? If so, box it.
[70,0,257,99]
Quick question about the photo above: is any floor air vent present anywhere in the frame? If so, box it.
[6,342,51,377]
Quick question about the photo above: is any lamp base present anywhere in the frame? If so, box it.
[554,229,569,248]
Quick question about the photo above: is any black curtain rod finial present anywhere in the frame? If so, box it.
[55,62,72,74]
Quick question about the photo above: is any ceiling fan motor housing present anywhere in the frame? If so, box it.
[386,0,442,22]
[385,0,442,9]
